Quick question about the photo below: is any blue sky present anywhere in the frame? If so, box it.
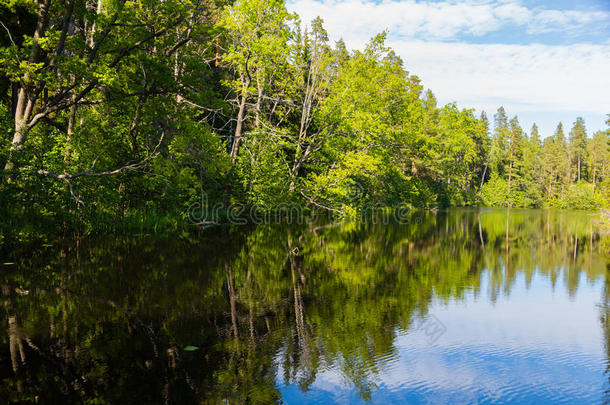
[287,0,610,138]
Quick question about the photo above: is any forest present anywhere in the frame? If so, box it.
[1,0,609,233]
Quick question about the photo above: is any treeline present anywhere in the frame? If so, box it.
[0,0,608,230]
[482,110,610,209]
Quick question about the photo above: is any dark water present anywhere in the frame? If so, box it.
[1,209,609,404]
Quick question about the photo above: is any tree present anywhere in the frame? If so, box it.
[289,16,334,189]
[298,32,434,211]
[478,111,490,189]
[569,117,587,182]
[435,105,485,205]
[520,123,542,206]
[489,107,509,178]
[553,123,571,187]
[219,0,294,162]
[587,131,609,186]
[540,123,570,203]
[2,0,212,175]
[506,116,525,206]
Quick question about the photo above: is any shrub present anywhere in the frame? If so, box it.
[480,176,508,207]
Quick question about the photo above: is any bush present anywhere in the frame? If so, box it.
[553,182,606,210]
[479,176,508,207]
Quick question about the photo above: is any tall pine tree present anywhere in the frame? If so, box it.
[568,117,587,182]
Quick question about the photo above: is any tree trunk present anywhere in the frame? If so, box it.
[573,235,578,261]
[225,265,239,340]
[90,0,103,47]
[230,78,250,162]
[290,39,320,191]
[231,94,247,161]
[479,163,488,191]
[505,208,510,252]
[10,82,18,118]
[507,161,513,207]
[478,214,485,249]
[255,74,263,129]
[63,100,78,172]
[4,0,52,175]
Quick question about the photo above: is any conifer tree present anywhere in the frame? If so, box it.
[569,117,587,182]
[506,116,525,206]
[521,124,542,206]
[489,107,509,177]
[587,131,609,186]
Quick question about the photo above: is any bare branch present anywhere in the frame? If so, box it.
[0,21,23,68]
[299,191,343,214]
[63,177,85,206]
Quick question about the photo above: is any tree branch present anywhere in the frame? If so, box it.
[19,131,165,205]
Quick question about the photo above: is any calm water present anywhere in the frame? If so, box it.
[1,209,609,404]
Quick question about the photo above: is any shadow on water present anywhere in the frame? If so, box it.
[0,209,609,404]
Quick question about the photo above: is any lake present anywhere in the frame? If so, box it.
[1,209,609,404]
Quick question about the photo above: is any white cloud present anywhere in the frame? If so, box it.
[493,0,532,25]
[387,40,610,115]
[528,9,609,34]
[288,0,609,41]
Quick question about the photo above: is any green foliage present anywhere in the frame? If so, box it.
[0,0,606,234]
[481,112,608,209]
[480,175,508,207]
[569,117,588,182]
[549,182,606,210]
[238,135,293,208]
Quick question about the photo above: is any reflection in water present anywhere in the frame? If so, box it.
[0,209,609,403]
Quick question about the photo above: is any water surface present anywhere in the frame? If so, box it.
[1,209,609,404]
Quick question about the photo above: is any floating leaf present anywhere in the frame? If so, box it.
[184,346,199,351]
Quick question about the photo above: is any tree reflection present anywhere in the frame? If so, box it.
[0,209,607,403]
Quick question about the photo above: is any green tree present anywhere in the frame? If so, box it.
[540,123,570,205]
[506,116,525,206]
[587,131,608,187]
[520,123,542,206]
[569,117,587,182]
[489,107,509,178]
[218,0,294,161]
[288,16,335,190]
